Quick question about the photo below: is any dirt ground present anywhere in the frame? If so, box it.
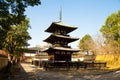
[7,62,120,80]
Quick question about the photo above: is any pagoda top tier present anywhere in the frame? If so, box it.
[45,21,77,34]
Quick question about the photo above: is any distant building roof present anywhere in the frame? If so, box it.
[27,47,42,51]
[25,47,42,53]
[0,54,8,58]
[0,50,8,58]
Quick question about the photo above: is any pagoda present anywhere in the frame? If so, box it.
[43,21,79,62]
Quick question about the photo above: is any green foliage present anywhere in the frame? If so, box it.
[0,0,41,28]
[100,10,120,54]
[100,11,120,43]
[79,34,96,52]
[3,19,31,58]
[0,0,40,64]
[0,29,6,49]
[0,0,41,49]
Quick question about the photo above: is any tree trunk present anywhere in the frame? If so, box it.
[87,50,89,55]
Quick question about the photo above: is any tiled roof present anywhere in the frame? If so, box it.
[54,21,77,28]
[44,34,79,43]
[0,54,7,58]
[43,46,80,52]
[53,47,80,52]
[45,21,77,33]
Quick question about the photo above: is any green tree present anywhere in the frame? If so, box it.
[3,19,31,64]
[0,0,41,28]
[0,29,6,49]
[79,34,96,54]
[0,0,41,49]
[100,10,120,54]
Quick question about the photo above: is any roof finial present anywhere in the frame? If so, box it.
[59,7,62,22]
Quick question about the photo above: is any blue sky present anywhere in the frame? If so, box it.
[25,0,120,48]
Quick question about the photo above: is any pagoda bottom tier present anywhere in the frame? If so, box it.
[49,53,71,61]
[43,47,79,61]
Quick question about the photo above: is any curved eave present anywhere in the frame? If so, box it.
[42,48,54,53]
[44,34,79,43]
[54,47,80,52]
[43,47,80,53]
[45,21,77,33]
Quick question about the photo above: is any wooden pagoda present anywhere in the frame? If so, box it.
[43,21,79,62]
[32,21,106,69]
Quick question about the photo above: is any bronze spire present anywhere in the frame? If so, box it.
[59,7,62,22]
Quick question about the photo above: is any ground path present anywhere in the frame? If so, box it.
[9,62,120,80]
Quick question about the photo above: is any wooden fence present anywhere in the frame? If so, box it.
[32,60,106,70]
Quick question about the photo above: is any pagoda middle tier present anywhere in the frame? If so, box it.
[44,34,79,47]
